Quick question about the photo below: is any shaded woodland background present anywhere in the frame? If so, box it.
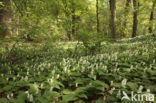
[0,0,155,41]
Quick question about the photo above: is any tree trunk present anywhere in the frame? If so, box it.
[110,0,116,39]
[132,0,138,38]
[62,0,71,40]
[71,10,75,37]
[0,0,12,37]
[67,31,71,40]
[71,0,76,39]
[96,0,100,33]
[149,1,155,33]
[122,0,131,37]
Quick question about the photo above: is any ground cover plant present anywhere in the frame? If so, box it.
[0,34,155,103]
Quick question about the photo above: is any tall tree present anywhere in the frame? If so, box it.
[132,0,138,37]
[109,0,116,38]
[149,0,155,33]
[71,7,76,37]
[96,0,100,32]
[122,0,131,37]
[0,0,12,37]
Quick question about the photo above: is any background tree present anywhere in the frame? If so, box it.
[0,0,12,37]
[149,0,156,33]
[122,0,131,37]
[132,0,139,37]
[0,0,155,40]
[109,0,116,38]
[96,0,100,33]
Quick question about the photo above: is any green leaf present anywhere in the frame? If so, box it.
[127,82,138,91]
[0,98,8,103]
[37,97,49,103]
[17,91,27,103]
[62,89,74,95]
[92,80,109,89]
[113,83,121,88]
[96,100,107,103]
[107,96,118,102]
[78,94,88,99]
[148,85,156,93]
[62,94,78,103]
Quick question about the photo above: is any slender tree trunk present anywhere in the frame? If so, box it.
[124,0,131,26]
[110,0,116,39]
[122,0,131,37]
[132,0,138,38]
[96,0,100,33]
[71,0,76,39]
[71,9,75,37]
[149,1,155,33]
[0,0,12,37]
[62,0,71,40]
[67,31,71,40]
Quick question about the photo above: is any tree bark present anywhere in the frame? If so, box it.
[110,0,116,39]
[71,9,76,37]
[71,0,76,39]
[0,0,12,37]
[132,0,138,38]
[122,0,131,37]
[96,0,100,33]
[149,1,155,33]
[124,0,131,25]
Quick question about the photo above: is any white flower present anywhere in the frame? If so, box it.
[117,90,121,97]
[38,72,40,75]
[144,68,147,73]
[109,87,115,94]
[25,91,29,94]
[29,94,33,102]
[130,65,133,69]
[13,77,16,81]
[57,74,60,79]
[50,87,53,91]
[147,89,150,93]
[76,83,78,87]
[94,75,96,80]
[91,70,94,75]
[24,76,28,81]
[6,78,9,81]
[1,74,4,77]
[17,73,20,77]
[64,67,67,72]
[121,79,127,88]
[111,81,113,86]
[7,94,10,99]
[40,83,43,88]
[138,85,143,93]
[27,71,29,75]
[11,93,14,98]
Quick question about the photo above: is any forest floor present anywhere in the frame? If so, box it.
[0,34,156,103]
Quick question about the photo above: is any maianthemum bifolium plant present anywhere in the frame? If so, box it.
[0,34,156,103]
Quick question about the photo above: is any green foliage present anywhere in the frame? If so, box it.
[78,30,105,55]
[0,0,155,40]
[0,34,155,102]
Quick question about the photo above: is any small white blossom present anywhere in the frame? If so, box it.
[121,79,127,88]
[138,85,143,93]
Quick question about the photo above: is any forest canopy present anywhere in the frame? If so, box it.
[0,0,155,40]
